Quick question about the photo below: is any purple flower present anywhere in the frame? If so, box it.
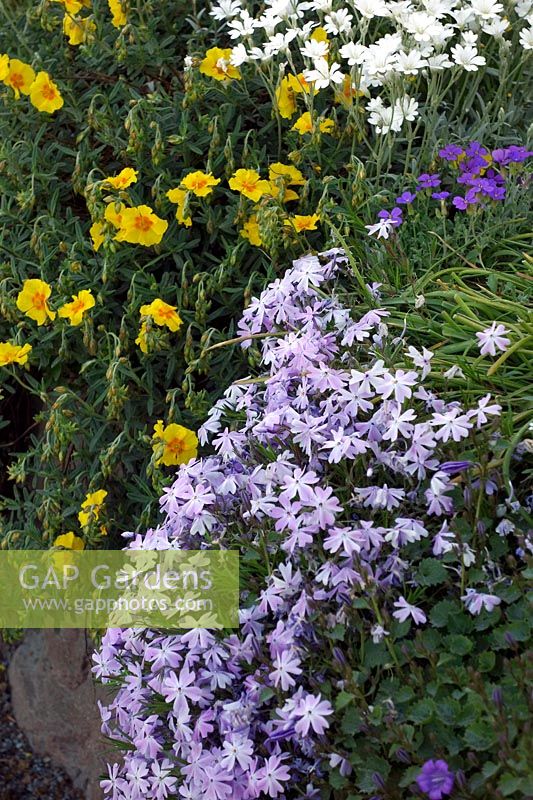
[417,173,441,189]
[396,191,417,205]
[431,191,450,200]
[476,322,511,357]
[416,759,454,800]
[492,145,533,165]
[461,588,501,615]
[452,195,468,210]
[438,144,464,161]
[392,596,427,625]
[378,206,403,226]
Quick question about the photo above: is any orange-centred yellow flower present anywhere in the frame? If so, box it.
[284,214,320,232]
[58,289,95,326]
[152,421,198,467]
[63,14,96,45]
[166,188,192,227]
[240,216,262,246]
[78,489,107,527]
[16,279,56,325]
[140,299,182,332]
[229,169,270,202]
[90,221,105,251]
[200,48,241,81]
[53,532,85,550]
[135,321,149,353]
[108,0,126,27]
[104,168,138,189]
[275,77,296,119]
[180,171,220,197]
[104,202,126,227]
[292,111,334,135]
[29,72,64,113]
[52,0,88,12]
[114,205,168,246]
[269,163,306,186]
[0,342,32,366]
[3,59,35,99]
[0,55,9,82]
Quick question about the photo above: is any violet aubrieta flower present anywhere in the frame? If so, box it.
[416,759,454,800]
[396,190,417,205]
[438,144,464,161]
[417,172,441,189]
[476,322,511,356]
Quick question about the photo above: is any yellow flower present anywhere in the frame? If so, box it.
[269,163,305,186]
[229,169,270,202]
[267,183,299,202]
[90,221,105,251]
[52,0,87,12]
[135,321,149,353]
[180,171,220,197]
[292,111,334,135]
[58,289,95,326]
[104,168,138,189]
[78,489,107,527]
[0,342,32,366]
[0,54,9,81]
[275,77,296,119]
[152,421,198,467]
[104,202,126,227]
[63,14,96,45]
[29,71,64,114]
[53,532,85,550]
[166,188,192,227]
[287,73,312,95]
[334,75,366,106]
[114,205,168,246]
[310,26,329,44]
[140,299,182,332]
[284,214,320,232]
[240,216,262,247]
[108,0,126,27]
[16,279,56,325]
[3,59,35,99]
[199,47,241,81]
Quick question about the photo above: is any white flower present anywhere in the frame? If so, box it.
[443,365,465,379]
[461,30,478,45]
[353,0,389,18]
[365,219,396,239]
[482,18,509,36]
[426,53,453,69]
[324,9,353,34]
[230,43,250,66]
[470,0,504,20]
[395,95,419,122]
[423,0,457,18]
[227,9,257,38]
[519,25,533,48]
[394,49,429,74]
[339,42,368,65]
[256,12,283,34]
[184,55,193,69]
[264,30,298,56]
[210,0,242,20]
[451,43,487,70]
[516,0,533,18]
[303,58,344,88]
[300,39,329,60]
[403,11,445,43]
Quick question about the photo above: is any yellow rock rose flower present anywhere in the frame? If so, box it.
[58,289,95,326]
[16,279,56,325]
[140,299,182,332]
[0,55,9,81]
[90,221,105,251]
[199,47,241,81]
[3,59,35,99]
[240,216,262,246]
[0,342,32,366]
[53,0,88,12]
[292,111,334,135]
[104,168,138,189]
[63,14,96,45]
[135,321,149,353]
[78,489,107,527]
[229,169,270,202]
[104,202,126,227]
[29,72,64,113]
[284,214,320,232]
[166,188,192,227]
[108,0,126,27]
[152,421,198,467]
[269,163,306,186]
[53,532,85,550]
[114,205,168,246]
[180,171,220,197]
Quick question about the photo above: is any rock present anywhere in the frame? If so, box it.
[8,629,115,800]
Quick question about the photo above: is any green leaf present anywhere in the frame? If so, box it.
[335,691,355,711]
[444,634,474,655]
[464,720,498,750]
[498,774,524,796]
[416,558,448,586]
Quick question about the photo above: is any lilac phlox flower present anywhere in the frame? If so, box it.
[430,407,472,442]
[293,693,333,736]
[467,393,502,427]
[374,368,418,403]
[392,596,427,625]
[270,649,303,691]
[220,734,254,771]
[162,667,208,715]
[406,345,433,379]
[256,754,291,798]
[357,483,405,511]
[151,759,178,800]
[476,323,511,356]
[100,763,128,800]
[307,486,342,528]
[425,471,454,516]
[461,588,501,615]
[432,521,456,555]
[396,190,417,205]
[416,759,454,800]
[417,172,441,189]
[329,753,353,776]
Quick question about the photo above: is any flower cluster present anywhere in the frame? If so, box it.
[0,54,63,113]
[95,250,525,799]
[201,0,533,135]
[52,0,126,45]
[366,141,532,238]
